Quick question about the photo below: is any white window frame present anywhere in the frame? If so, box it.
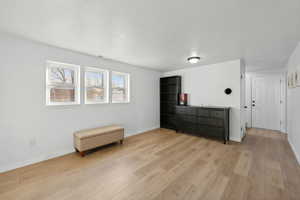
[84,67,109,104]
[46,61,80,106]
[111,71,130,103]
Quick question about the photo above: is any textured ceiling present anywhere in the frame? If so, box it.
[0,0,300,71]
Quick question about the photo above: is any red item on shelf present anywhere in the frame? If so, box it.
[179,93,188,106]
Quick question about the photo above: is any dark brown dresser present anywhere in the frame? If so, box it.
[175,106,230,143]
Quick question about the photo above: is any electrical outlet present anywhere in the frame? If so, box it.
[29,138,36,148]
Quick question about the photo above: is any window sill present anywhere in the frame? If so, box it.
[46,102,80,106]
[85,101,109,105]
[111,101,130,104]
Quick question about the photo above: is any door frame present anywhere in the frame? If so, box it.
[245,72,286,133]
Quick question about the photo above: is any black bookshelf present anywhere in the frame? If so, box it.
[160,76,181,129]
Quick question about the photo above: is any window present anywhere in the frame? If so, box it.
[111,71,130,103]
[46,61,80,105]
[84,67,109,104]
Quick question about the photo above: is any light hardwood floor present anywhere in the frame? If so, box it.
[1,128,300,200]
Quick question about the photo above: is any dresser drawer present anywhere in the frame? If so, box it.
[198,117,224,127]
[197,108,210,117]
[176,106,197,115]
[197,126,224,137]
[177,114,196,123]
[210,110,224,119]
[206,127,224,137]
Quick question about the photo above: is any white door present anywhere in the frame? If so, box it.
[251,76,281,130]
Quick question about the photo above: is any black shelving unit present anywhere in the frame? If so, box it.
[160,76,181,130]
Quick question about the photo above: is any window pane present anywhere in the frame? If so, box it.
[86,71,103,87]
[85,71,107,103]
[86,87,105,102]
[46,61,80,105]
[111,72,129,102]
[112,88,126,102]
[112,74,125,88]
[50,88,75,102]
[49,67,75,85]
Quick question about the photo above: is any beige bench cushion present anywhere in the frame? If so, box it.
[74,125,123,139]
[74,125,124,152]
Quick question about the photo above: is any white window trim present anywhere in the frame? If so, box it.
[111,71,130,104]
[84,67,109,104]
[46,61,80,106]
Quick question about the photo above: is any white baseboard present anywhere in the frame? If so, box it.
[230,136,242,142]
[288,136,300,165]
[0,125,160,173]
[0,148,74,173]
[125,126,160,137]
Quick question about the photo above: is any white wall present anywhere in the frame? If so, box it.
[164,60,244,142]
[0,32,161,172]
[286,42,300,164]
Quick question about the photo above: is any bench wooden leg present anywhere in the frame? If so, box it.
[120,139,124,144]
[79,151,85,157]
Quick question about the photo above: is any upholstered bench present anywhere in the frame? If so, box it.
[74,125,124,156]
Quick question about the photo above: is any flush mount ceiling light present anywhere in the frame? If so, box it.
[187,56,201,64]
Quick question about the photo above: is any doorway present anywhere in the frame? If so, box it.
[246,73,286,132]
